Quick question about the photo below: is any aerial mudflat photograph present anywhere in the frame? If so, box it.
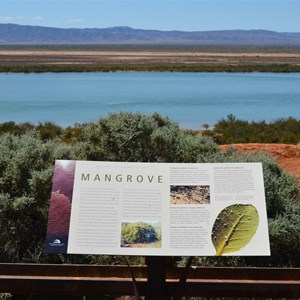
[170,185,210,205]
[0,0,300,299]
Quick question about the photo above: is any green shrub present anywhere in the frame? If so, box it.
[0,131,76,262]
[81,112,179,162]
[81,112,219,162]
[0,113,299,268]
[35,122,63,141]
[176,134,219,162]
[206,115,300,144]
[61,124,84,144]
[0,121,34,136]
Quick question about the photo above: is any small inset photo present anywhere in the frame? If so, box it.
[121,221,161,248]
[170,185,210,205]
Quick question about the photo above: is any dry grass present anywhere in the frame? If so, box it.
[1,49,300,66]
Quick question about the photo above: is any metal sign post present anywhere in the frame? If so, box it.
[146,256,169,300]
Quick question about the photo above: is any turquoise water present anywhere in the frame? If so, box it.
[0,72,300,129]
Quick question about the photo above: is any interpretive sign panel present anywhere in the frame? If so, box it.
[45,160,270,256]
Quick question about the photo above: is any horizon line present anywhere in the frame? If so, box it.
[1,22,299,34]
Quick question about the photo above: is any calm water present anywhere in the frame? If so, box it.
[0,72,300,129]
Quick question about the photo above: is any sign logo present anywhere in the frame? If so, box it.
[49,238,65,247]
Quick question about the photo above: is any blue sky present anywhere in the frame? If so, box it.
[0,0,299,32]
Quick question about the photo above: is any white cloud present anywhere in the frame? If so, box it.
[0,15,45,25]
[0,16,13,22]
[33,16,43,21]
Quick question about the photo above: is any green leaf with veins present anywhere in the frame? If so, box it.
[212,204,259,256]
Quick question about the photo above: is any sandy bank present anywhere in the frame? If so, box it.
[221,143,300,181]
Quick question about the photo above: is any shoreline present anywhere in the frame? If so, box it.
[1,47,300,73]
[1,63,300,73]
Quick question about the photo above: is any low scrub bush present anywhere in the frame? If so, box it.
[0,113,299,267]
[205,114,300,144]
[80,112,219,162]
[0,131,76,262]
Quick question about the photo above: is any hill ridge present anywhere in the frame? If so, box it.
[1,23,300,45]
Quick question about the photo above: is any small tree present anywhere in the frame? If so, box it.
[202,123,210,131]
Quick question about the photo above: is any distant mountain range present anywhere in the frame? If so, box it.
[1,23,300,45]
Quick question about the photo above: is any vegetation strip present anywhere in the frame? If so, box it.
[2,115,299,145]
[1,63,300,73]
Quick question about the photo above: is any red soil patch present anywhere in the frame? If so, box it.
[220,143,300,181]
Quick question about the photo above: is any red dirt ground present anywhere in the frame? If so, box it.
[220,144,300,181]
